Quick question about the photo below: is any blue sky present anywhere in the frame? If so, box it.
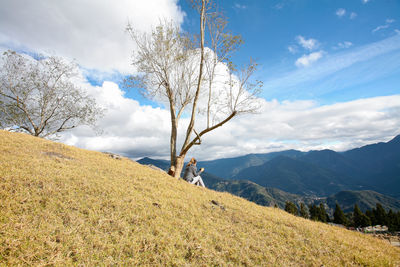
[114,0,400,109]
[0,0,399,160]
[180,0,400,104]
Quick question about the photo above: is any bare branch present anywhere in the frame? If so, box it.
[180,111,237,156]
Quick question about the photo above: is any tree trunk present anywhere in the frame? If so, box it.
[174,0,205,179]
[174,155,186,178]
[180,0,206,155]
[169,91,178,172]
[170,117,178,168]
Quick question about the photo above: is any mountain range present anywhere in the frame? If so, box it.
[137,134,400,213]
[200,135,400,198]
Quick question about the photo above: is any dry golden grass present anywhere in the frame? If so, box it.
[0,130,399,266]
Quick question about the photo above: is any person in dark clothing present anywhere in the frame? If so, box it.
[182,158,205,187]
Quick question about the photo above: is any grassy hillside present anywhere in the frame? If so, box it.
[0,131,399,266]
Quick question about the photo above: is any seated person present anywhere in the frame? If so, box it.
[182,157,205,187]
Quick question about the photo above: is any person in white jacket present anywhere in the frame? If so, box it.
[182,158,205,187]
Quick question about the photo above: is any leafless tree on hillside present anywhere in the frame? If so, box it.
[0,50,103,138]
[127,0,262,177]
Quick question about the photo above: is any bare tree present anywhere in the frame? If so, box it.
[127,0,262,177]
[0,50,103,138]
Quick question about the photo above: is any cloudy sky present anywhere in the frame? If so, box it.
[1,0,399,160]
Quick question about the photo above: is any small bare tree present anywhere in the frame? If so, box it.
[0,50,103,138]
[127,0,262,177]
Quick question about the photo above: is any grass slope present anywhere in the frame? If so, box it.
[0,131,399,266]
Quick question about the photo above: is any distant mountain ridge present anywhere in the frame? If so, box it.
[232,135,400,198]
[137,134,400,214]
[343,135,400,197]
[138,157,170,170]
[233,155,353,196]
[196,135,399,198]
[198,150,305,179]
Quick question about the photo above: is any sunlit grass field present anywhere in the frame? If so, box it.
[1,130,399,266]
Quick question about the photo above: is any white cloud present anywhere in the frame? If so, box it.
[295,51,324,67]
[336,8,346,17]
[60,80,173,159]
[176,95,400,160]
[254,96,400,149]
[335,9,356,20]
[335,41,353,49]
[288,45,298,54]
[362,0,370,4]
[234,3,247,9]
[372,18,395,33]
[0,0,185,74]
[60,73,400,161]
[372,25,389,33]
[296,35,319,51]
